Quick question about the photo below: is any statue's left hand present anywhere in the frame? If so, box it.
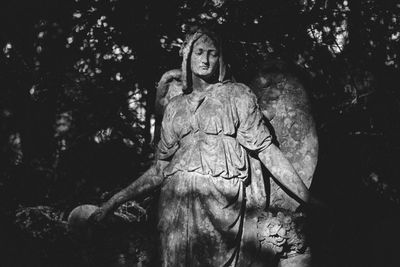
[88,205,112,226]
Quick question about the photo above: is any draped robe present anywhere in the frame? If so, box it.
[157,82,272,266]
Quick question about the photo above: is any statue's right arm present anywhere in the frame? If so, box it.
[90,159,168,222]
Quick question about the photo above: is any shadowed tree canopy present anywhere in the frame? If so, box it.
[1,0,400,266]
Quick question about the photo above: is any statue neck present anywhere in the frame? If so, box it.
[191,74,217,93]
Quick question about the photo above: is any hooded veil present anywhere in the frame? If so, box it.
[180,27,227,93]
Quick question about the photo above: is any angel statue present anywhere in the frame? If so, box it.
[89,26,319,267]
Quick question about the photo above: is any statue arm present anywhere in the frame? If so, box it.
[234,84,316,206]
[91,159,168,221]
[258,144,310,204]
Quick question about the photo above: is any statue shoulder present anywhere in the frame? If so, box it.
[163,94,186,115]
[222,82,258,105]
[222,81,256,98]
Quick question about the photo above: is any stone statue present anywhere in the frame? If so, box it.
[90,27,318,266]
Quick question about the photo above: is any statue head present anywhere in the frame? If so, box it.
[190,34,220,81]
[181,27,226,93]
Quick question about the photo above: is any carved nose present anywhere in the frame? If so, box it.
[201,54,209,64]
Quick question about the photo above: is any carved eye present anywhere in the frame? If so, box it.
[210,51,219,57]
[195,49,203,55]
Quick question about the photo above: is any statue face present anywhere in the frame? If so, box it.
[190,35,219,80]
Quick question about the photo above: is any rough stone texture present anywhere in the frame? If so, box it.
[249,64,318,211]
[145,28,317,265]
[155,69,183,118]
[67,204,99,236]
[156,65,319,213]
[154,63,317,265]
[257,210,308,257]
[277,253,312,267]
[154,69,183,145]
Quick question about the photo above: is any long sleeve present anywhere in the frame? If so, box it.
[236,85,272,152]
[156,100,179,161]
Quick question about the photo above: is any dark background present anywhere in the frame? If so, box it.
[1,0,399,266]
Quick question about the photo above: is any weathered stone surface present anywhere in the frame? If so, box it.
[155,30,271,264]
[98,28,316,266]
[259,210,307,253]
[249,62,318,211]
[156,64,319,212]
[154,69,183,145]
[155,69,183,118]
[154,65,317,264]
[278,252,312,267]
[153,66,316,265]
[67,204,98,235]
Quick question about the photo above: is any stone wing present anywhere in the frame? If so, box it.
[248,61,319,211]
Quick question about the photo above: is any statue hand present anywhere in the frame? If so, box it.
[88,205,112,226]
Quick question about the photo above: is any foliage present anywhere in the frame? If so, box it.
[1,0,400,265]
